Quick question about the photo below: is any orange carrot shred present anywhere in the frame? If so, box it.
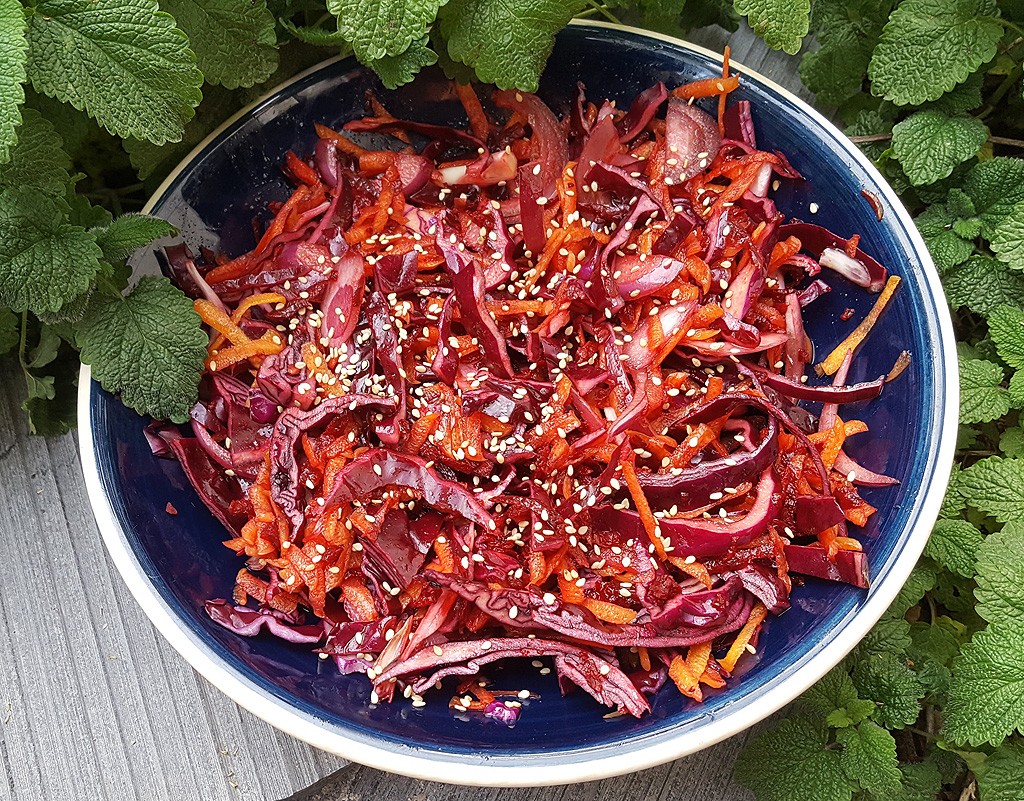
[720,603,768,673]
[816,276,901,376]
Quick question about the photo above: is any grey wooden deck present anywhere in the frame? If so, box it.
[0,27,810,801]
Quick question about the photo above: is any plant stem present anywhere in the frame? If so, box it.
[980,63,1023,120]
[586,1,622,25]
[849,133,892,144]
[989,135,1024,148]
[998,17,1024,40]
[17,310,28,369]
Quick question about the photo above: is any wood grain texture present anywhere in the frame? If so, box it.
[0,25,805,801]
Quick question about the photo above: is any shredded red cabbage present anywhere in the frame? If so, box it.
[161,70,899,720]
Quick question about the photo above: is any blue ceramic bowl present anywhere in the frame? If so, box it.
[80,22,958,786]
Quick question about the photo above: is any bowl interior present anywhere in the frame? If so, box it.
[87,25,952,766]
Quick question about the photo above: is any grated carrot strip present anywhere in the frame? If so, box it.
[621,458,667,560]
[720,602,768,673]
[816,276,901,376]
[669,655,702,701]
[454,83,490,141]
[582,598,638,624]
[195,299,250,347]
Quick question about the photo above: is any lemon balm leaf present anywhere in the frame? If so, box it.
[868,0,1003,106]
[77,276,207,421]
[158,0,278,89]
[24,0,203,144]
[438,0,585,91]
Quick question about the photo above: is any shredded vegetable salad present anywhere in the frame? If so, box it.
[152,54,905,722]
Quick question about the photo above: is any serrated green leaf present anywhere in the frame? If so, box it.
[438,0,585,91]
[159,0,278,89]
[944,255,1024,318]
[614,0,688,36]
[964,157,1024,236]
[958,456,1024,523]
[328,0,445,61]
[734,0,810,54]
[940,464,965,519]
[952,216,983,239]
[925,72,986,116]
[279,17,352,48]
[976,742,1024,801]
[946,625,1024,746]
[0,108,70,203]
[1010,370,1024,407]
[916,659,952,697]
[26,323,59,370]
[800,31,871,105]
[25,0,204,145]
[910,617,964,668]
[947,187,977,218]
[801,665,860,718]
[24,370,53,403]
[735,717,853,801]
[925,519,984,577]
[886,563,938,619]
[369,37,437,89]
[837,722,902,797]
[65,189,112,229]
[999,426,1024,457]
[0,188,103,315]
[0,0,27,165]
[0,308,18,356]
[989,305,1024,369]
[93,213,177,264]
[859,616,912,658]
[892,111,988,187]
[22,336,78,435]
[124,82,240,181]
[991,204,1024,271]
[679,0,740,31]
[827,699,877,728]
[915,205,974,272]
[868,0,1004,106]
[959,357,1010,424]
[893,759,943,801]
[737,0,806,53]
[78,276,206,421]
[974,524,1024,627]
[852,653,925,728]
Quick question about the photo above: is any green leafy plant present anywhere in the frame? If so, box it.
[0,0,807,431]
[4,0,1024,794]
[734,1,1024,799]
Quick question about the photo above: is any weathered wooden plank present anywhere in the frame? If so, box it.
[0,380,343,801]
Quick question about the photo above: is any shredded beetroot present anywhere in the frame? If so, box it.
[163,72,897,719]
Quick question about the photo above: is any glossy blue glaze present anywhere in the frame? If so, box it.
[88,25,952,762]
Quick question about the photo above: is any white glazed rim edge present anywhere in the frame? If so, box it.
[77,20,960,788]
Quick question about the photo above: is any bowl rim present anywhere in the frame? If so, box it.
[78,20,959,787]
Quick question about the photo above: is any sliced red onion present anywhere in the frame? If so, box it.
[665,98,720,183]
[749,365,885,404]
[616,81,668,142]
[435,150,518,187]
[784,545,869,588]
[394,154,431,195]
[723,100,756,149]
[834,451,899,487]
[314,137,340,187]
[493,90,568,195]
[819,248,873,289]
[780,223,888,292]
[614,253,687,299]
